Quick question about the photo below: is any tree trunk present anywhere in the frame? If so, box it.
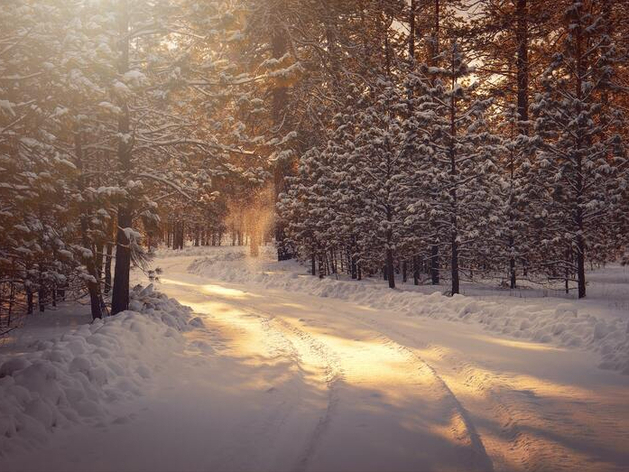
[386,248,395,289]
[350,250,357,280]
[38,285,45,312]
[105,237,113,294]
[451,233,460,295]
[449,48,459,296]
[318,252,325,279]
[111,0,132,316]
[573,0,586,299]
[509,0,529,290]
[95,243,104,282]
[27,288,33,315]
[75,125,105,320]
[431,245,440,284]
[271,6,293,262]
[413,256,420,285]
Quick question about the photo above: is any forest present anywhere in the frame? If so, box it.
[2,2,629,471]
[1,0,628,328]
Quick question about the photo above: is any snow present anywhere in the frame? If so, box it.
[188,248,629,374]
[0,285,195,457]
[1,246,628,472]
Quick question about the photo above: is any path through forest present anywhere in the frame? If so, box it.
[3,251,628,472]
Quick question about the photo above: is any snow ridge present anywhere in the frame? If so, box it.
[0,285,198,455]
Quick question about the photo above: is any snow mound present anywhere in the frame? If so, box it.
[0,285,197,455]
[189,254,629,375]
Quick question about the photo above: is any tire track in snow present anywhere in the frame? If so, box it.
[223,300,344,472]
[160,260,494,471]
[341,326,495,472]
[221,294,494,472]
[164,255,628,472]
[289,294,614,472]
[338,310,524,472]
[392,337,629,472]
[151,278,320,472]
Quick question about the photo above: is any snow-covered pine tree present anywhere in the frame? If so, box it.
[531,0,627,298]
[0,1,81,317]
[108,0,236,314]
[351,78,410,289]
[407,41,499,295]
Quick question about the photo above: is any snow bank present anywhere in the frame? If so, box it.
[0,285,198,455]
[189,250,629,374]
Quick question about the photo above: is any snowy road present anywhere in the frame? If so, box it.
[3,252,629,472]
[156,259,495,472]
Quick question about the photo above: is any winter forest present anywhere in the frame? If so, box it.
[1,1,629,472]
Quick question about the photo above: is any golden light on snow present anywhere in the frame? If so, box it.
[160,278,260,299]
[155,269,629,472]
[469,334,567,352]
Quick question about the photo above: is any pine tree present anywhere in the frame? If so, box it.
[531,0,626,298]
[408,42,499,295]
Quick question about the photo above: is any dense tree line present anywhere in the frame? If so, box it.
[0,0,270,323]
[0,0,627,330]
[278,0,628,297]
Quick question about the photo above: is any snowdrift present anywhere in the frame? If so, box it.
[0,285,199,455]
[189,250,629,374]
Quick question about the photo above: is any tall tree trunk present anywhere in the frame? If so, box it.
[27,288,33,315]
[75,125,105,320]
[413,256,420,285]
[318,252,325,279]
[111,0,133,315]
[95,243,104,280]
[509,0,529,289]
[386,248,395,289]
[431,245,440,284]
[38,284,45,312]
[574,1,586,298]
[350,248,357,280]
[450,49,460,296]
[270,4,292,262]
[429,0,441,287]
[105,239,113,294]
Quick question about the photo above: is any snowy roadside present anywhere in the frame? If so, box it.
[188,247,629,374]
[0,285,202,456]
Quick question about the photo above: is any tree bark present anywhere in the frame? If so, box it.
[270,4,293,262]
[431,245,440,284]
[75,125,105,320]
[413,256,420,285]
[450,47,460,295]
[386,248,395,289]
[111,0,133,315]
[574,0,586,299]
[509,0,529,289]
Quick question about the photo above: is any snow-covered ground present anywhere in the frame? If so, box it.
[1,246,628,472]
